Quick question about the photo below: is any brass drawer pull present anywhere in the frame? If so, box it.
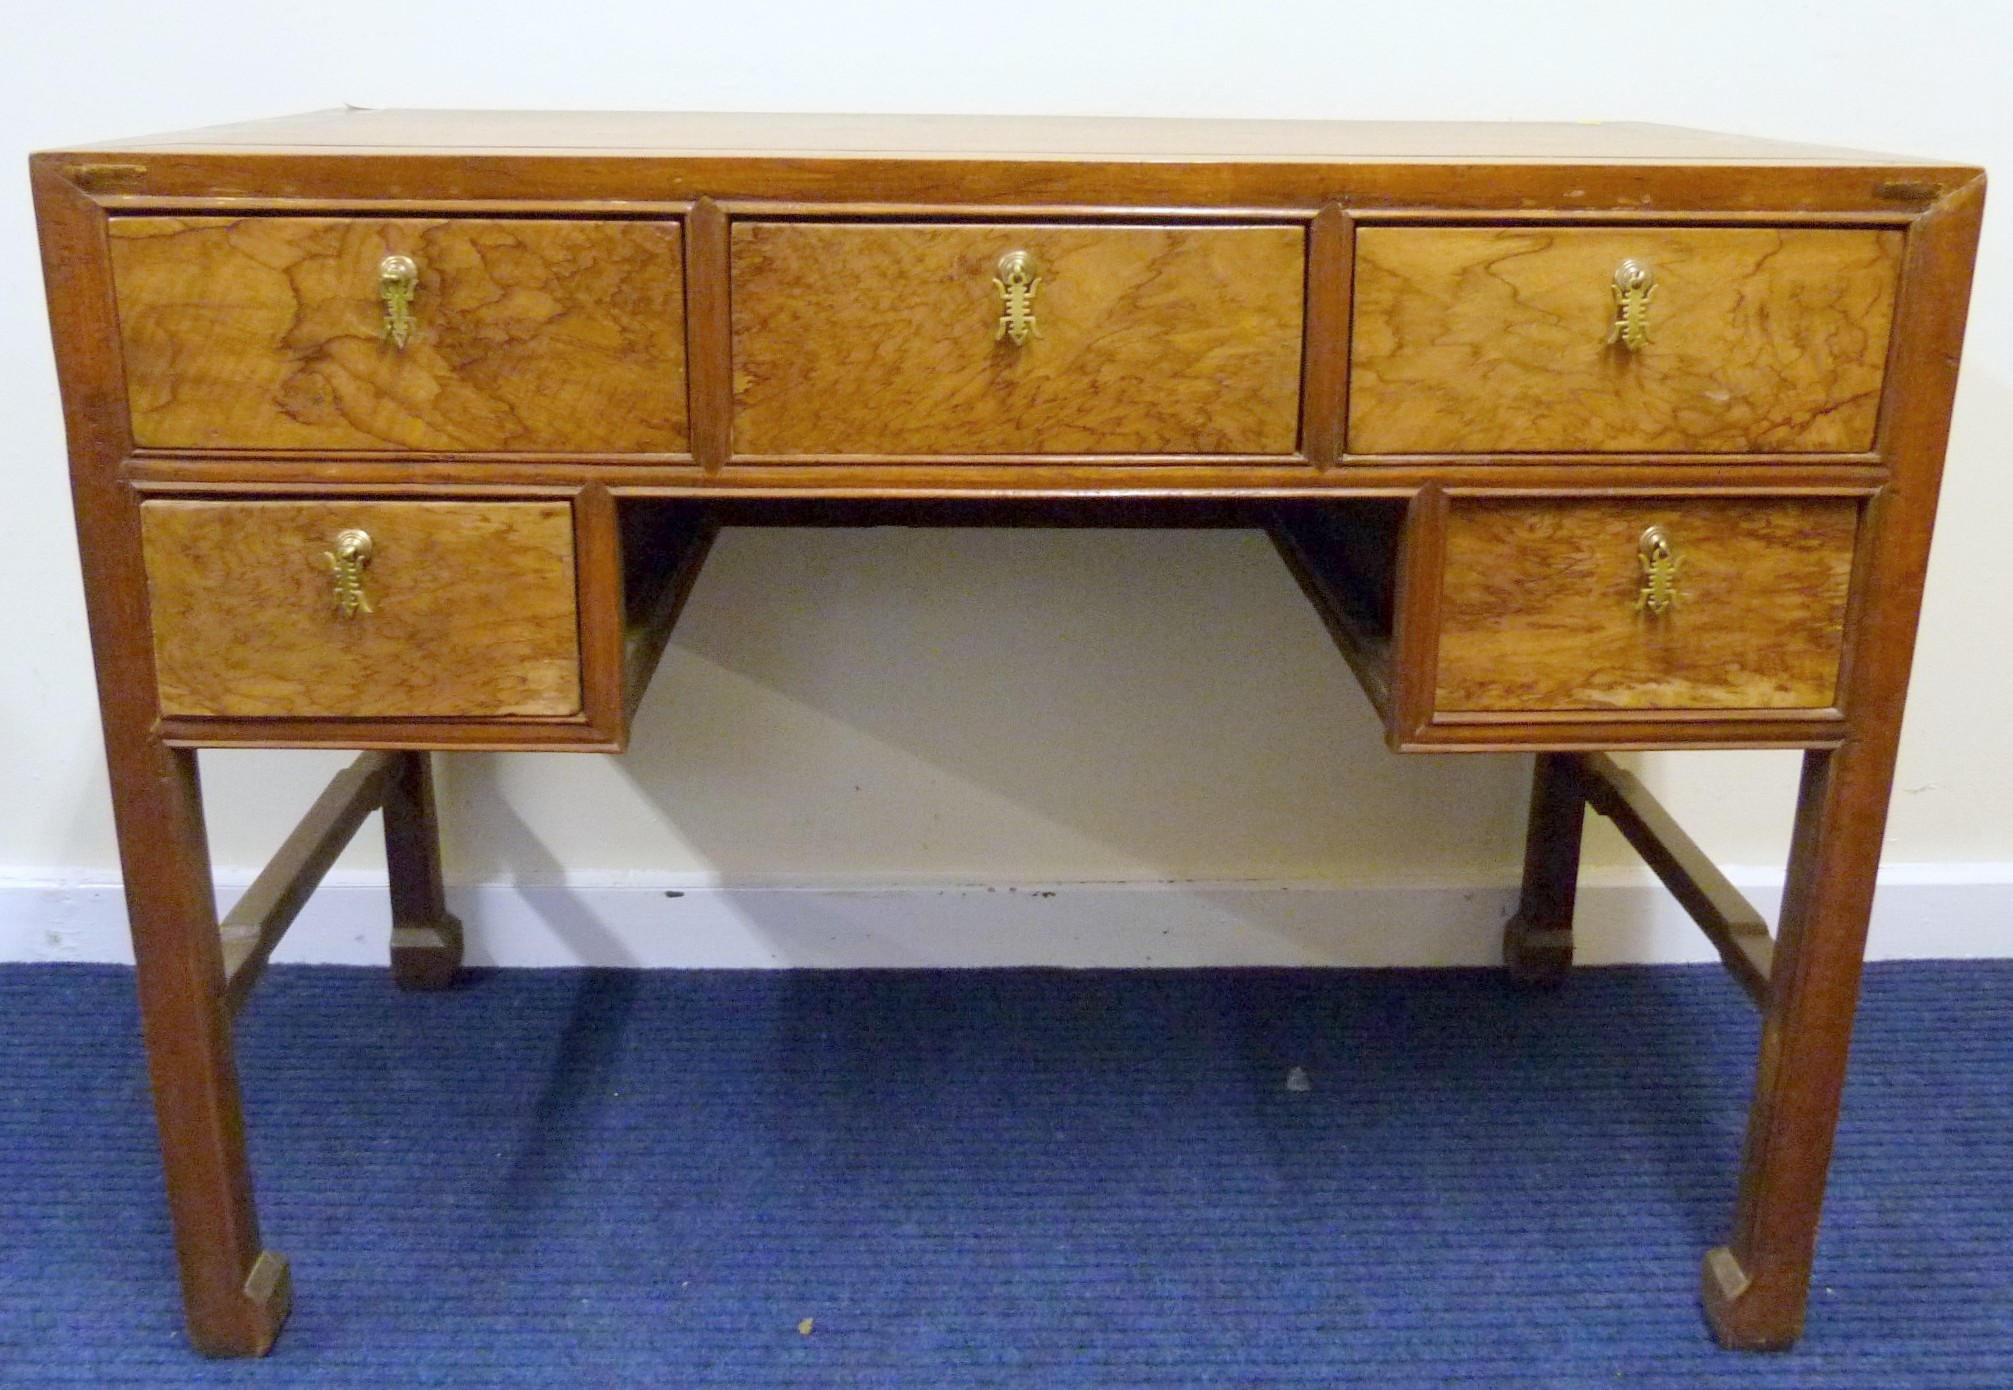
[378,254,419,348]
[1634,524,1680,615]
[324,528,374,618]
[993,250,1040,346]
[1608,259,1656,352]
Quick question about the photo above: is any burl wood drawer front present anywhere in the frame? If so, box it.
[1435,497,1860,713]
[729,222,1305,456]
[141,501,581,719]
[109,218,688,453]
[1349,227,1903,454]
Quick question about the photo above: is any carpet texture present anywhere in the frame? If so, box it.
[1,961,2009,1387]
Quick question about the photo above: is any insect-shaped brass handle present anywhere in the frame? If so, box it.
[1608,259,1656,352]
[1634,525,1680,616]
[324,529,374,619]
[993,251,1040,346]
[378,254,419,349]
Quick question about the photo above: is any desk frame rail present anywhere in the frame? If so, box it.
[1505,752,1775,1008]
[218,750,464,1016]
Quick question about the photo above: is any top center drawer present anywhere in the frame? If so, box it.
[728,222,1306,458]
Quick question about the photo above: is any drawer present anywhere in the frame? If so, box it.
[141,500,581,719]
[109,218,688,453]
[1349,227,1903,454]
[1433,497,1859,713]
[729,221,1305,456]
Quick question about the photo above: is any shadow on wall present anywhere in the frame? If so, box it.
[634,526,1527,874]
[434,526,1539,964]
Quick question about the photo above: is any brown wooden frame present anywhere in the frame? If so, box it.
[31,114,1985,1358]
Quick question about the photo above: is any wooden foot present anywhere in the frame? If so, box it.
[1701,1244,1798,1351]
[1501,753,1585,986]
[187,1250,292,1358]
[391,917,465,989]
[382,751,464,990]
[1502,910,1572,985]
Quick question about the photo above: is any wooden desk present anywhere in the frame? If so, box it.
[30,111,1984,1357]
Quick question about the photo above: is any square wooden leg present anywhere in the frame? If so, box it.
[383,751,464,989]
[1703,745,1889,1350]
[115,745,290,1356]
[1502,753,1586,985]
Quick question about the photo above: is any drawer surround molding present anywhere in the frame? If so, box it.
[31,111,1984,1359]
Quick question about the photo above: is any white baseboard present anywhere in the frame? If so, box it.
[2,867,2008,968]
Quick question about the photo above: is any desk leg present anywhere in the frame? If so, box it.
[1704,744,1886,1349]
[114,742,290,1356]
[1502,753,1584,984]
[383,751,464,989]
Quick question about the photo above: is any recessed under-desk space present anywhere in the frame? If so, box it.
[32,110,1982,1359]
[614,497,1404,730]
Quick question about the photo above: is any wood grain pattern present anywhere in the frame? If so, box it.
[571,482,628,734]
[1435,497,1860,712]
[1390,485,1449,740]
[1349,227,1903,454]
[729,221,1305,456]
[47,111,1974,222]
[684,199,732,470]
[120,457,1893,495]
[67,109,1957,166]
[110,217,687,453]
[1298,205,1351,467]
[141,500,580,718]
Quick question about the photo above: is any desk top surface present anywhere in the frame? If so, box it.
[62,108,1959,168]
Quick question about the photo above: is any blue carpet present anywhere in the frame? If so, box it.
[1,962,2009,1387]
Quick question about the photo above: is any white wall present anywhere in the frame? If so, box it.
[4,1,2008,964]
